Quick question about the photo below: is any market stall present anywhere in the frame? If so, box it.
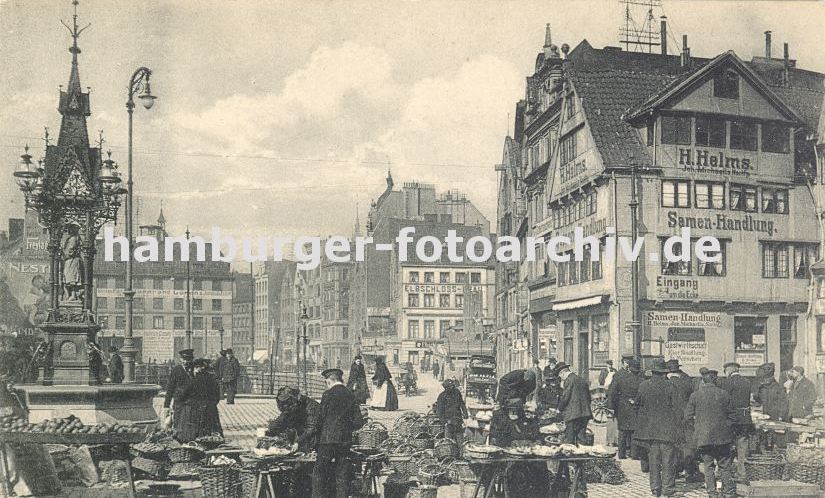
[464,355,497,416]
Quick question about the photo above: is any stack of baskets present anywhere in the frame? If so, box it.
[410,432,434,450]
[418,463,445,486]
[168,445,205,464]
[433,438,460,459]
[785,444,825,489]
[745,451,786,482]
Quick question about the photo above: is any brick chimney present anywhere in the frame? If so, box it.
[660,16,667,55]
[783,42,790,86]
[765,31,772,58]
[680,35,690,69]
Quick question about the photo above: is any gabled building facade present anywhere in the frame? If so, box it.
[501,28,824,379]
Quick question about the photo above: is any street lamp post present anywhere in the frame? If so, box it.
[629,162,642,360]
[302,309,309,393]
[122,66,156,383]
[219,327,224,351]
[298,304,309,393]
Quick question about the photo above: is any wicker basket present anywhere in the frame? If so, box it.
[168,446,204,463]
[131,456,167,479]
[410,432,434,450]
[745,452,785,481]
[167,462,201,480]
[388,455,416,477]
[199,464,241,498]
[463,444,501,461]
[356,420,389,449]
[434,438,460,459]
[789,463,825,490]
[239,467,259,498]
[452,460,477,482]
[418,463,445,486]
[99,460,131,486]
[409,484,438,498]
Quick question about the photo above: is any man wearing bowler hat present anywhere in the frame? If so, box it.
[163,349,196,441]
[667,359,702,483]
[719,361,753,484]
[553,362,592,444]
[312,368,366,498]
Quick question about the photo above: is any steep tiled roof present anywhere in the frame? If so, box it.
[567,68,676,168]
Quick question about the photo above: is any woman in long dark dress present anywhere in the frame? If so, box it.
[346,355,370,404]
[176,358,223,442]
[369,357,398,411]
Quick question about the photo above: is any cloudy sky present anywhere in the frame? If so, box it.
[1,0,823,243]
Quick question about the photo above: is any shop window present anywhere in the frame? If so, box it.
[440,272,450,283]
[714,70,739,99]
[134,298,145,310]
[697,240,726,277]
[212,299,222,311]
[423,294,435,308]
[193,316,204,330]
[591,314,610,367]
[409,272,419,283]
[734,316,767,360]
[115,297,125,310]
[661,115,691,145]
[761,188,789,214]
[762,123,790,153]
[212,316,223,330]
[408,294,419,307]
[174,278,184,290]
[730,120,757,151]
[793,244,818,279]
[439,294,450,308]
[98,315,109,329]
[424,272,434,283]
[661,239,691,275]
[762,242,789,278]
[662,180,691,208]
[695,181,725,209]
[695,116,726,147]
[730,184,758,212]
[780,316,797,344]
[192,279,202,291]
[408,321,419,339]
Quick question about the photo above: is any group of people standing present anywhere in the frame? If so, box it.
[606,356,819,498]
[163,349,224,443]
[345,354,399,411]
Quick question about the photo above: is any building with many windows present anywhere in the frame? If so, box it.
[231,272,254,363]
[253,261,296,362]
[94,213,234,362]
[499,26,824,379]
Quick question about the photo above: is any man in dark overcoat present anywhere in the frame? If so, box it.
[635,360,679,497]
[496,368,537,404]
[537,366,562,417]
[108,346,124,384]
[312,368,366,498]
[753,362,787,421]
[666,359,701,483]
[163,349,196,442]
[608,357,642,459]
[685,368,737,498]
[435,379,468,444]
[554,363,592,445]
[719,361,753,483]
[220,349,241,404]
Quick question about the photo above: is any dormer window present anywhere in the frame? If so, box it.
[714,70,739,99]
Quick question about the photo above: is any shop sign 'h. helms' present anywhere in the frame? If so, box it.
[12,2,160,427]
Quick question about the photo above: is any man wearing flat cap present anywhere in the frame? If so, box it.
[312,368,366,498]
[635,360,679,497]
[267,386,320,452]
[686,367,737,498]
[554,363,592,445]
[718,361,753,483]
[608,357,642,459]
[754,362,787,422]
[220,349,241,404]
[163,349,196,441]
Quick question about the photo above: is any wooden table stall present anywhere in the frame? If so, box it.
[466,455,602,498]
[0,430,147,498]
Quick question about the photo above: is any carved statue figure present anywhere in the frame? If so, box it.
[61,224,83,302]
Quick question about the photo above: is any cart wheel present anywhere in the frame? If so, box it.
[590,387,610,425]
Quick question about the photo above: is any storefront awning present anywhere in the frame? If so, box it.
[552,295,606,311]
[253,349,269,361]
[530,296,554,314]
